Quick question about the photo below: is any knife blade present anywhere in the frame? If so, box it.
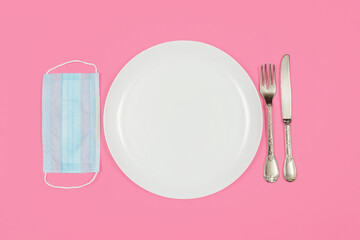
[281,54,291,120]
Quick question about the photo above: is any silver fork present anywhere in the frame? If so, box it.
[260,64,279,183]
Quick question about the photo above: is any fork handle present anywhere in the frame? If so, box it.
[284,120,296,182]
[264,104,279,183]
[266,104,274,156]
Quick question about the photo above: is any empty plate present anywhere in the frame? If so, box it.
[104,41,262,199]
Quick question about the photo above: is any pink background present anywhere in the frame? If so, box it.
[1,0,359,239]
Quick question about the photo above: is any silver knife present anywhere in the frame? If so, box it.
[281,54,297,182]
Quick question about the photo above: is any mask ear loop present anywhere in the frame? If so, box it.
[44,172,98,189]
[46,60,97,74]
[44,60,98,189]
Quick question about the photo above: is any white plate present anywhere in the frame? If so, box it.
[104,41,262,199]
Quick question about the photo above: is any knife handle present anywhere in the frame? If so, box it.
[284,120,296,182]
[264,104,279,183]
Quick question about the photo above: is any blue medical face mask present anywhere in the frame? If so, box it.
[42,60,100,188]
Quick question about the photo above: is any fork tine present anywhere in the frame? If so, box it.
[260,65,264,86]
[269,64,272,85]
[264,64,268,87]
[272,64,276,88]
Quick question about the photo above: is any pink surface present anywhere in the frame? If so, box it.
[0,0,359,239]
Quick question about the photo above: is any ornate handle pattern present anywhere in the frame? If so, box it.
[284,120,296,182]
[264,104,279,183]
